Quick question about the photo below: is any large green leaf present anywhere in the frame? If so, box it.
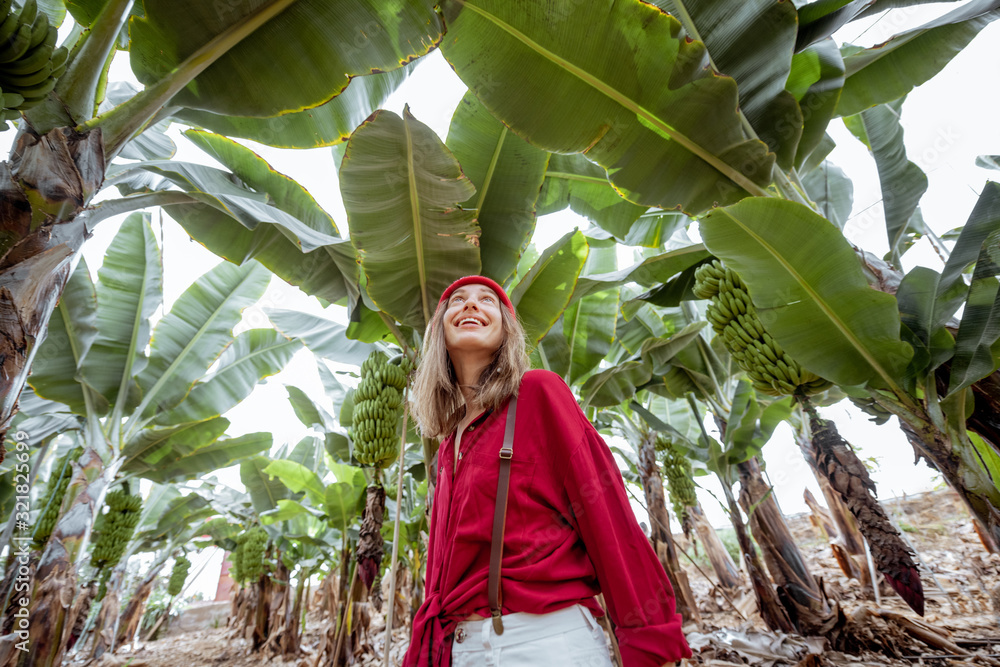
[154,329,302,425]
[563,289,620,385]
[836,1,1000,116]
[639,323,708,376]
[341,107,480,329]
[266,308,375,366]
[446,91,548,285]
[29,259,103,415]
[652,0,802,168]
[131,260,270,424]
[936,182,1000,327]
[174,66,413,148]
[242,455,291,514]
[142,432,274,482]
[948,229,1000,395]
[580,360,652,408]
[510,230,589,347]
[286,386,335,431]
[186,130,340,235]
[167,203,357,307]
[79,213,162,410]
[535,153,646,241]
[895,267,956,382]
[801,160,853,230]
[120,417,228,476]
[439,0,775,214]
[263,460,326,507]
[858,99,928,267]
[574,245,712,300]
[136,161,340,252]
[700,198,912,389]
[130,0,442,117]
[794,0,877,51]
[324,462,367,531]
[789,39,845,169]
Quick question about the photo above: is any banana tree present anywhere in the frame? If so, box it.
[2,213,292,666]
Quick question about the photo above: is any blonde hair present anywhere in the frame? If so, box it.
[410,302,528,438]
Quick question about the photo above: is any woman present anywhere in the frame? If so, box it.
[403,276,691,667]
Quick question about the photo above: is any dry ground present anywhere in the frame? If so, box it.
[77,489,1000,667]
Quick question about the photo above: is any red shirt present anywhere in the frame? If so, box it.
[403,370,691,666]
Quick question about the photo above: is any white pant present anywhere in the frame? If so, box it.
[451,603,614,666]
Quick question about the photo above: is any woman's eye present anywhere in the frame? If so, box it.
[483,296,494,303]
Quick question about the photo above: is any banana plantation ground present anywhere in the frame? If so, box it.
[70,490,1000,667]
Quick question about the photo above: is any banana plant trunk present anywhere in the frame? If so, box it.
[637,433,700,624]
[119,562,166,645]
[737,457,840,636]
[0,128,104,452]
[687,503,742,590]
[719,480,794,633]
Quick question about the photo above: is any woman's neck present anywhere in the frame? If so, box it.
[452,354,490,406]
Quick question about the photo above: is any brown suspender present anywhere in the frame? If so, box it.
[488,395,517,635]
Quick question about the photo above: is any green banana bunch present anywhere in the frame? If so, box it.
[657,435,698,524]
[31,446,83,550]
[349,351,413,469]
[91,486,143,600]
[693,260,830,397]
[237,526,268,584]
[0,0,68,125]
[167,554,191,597]
[229,531,246,583]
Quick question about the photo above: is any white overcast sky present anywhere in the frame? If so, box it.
[5,5,1000,595]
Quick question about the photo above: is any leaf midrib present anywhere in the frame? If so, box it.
[721,208,903,394]
[455,1,769,198]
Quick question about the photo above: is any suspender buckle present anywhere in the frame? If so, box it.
[491,608,504,635]
[498,447,513,459]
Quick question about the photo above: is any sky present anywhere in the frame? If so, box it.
[4,4,999,598]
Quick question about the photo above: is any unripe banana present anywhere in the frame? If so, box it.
[692,260,831,397]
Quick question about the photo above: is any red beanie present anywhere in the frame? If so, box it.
[437,275,515,316]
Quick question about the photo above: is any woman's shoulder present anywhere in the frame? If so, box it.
[518,369,573,396]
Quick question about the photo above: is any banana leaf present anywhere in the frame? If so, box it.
[242,455,291,514]
[895,267,956,383]
[286,385,336,432]
[263,460,326,507]
[651,0,802,167]
[510,230,589,348]
[574,245,712,301]
[446,90,548,285]
[130,0,442,117]
[153,329,301,425]
[795,0,877,51]
[947,229,1000,395]
[801,160,854,230]
[266,308,374,366]
[28,259,104,415]
[580,360,652,408]
[78,213,162,411]
[836,0,1000,116]
[789,39,845,169]
[858,99,928,267]
[340,107,480,329]
[175,65,413,148]
[535,153,646,241]
[700,198,913,389]
[131,260,270,425]
[439,0,774,215]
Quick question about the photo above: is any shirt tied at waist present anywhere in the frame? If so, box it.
[403,590,466,667]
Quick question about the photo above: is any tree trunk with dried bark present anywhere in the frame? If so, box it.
[119,562,164,645]
[738,457,842,636]
[637,432,700,625]
[688,502,742,590]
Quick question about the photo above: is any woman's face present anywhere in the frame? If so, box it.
[443,283,505,360]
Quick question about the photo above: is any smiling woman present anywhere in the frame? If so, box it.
[404,275,691,667]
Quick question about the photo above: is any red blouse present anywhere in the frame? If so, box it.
[403,370,691,666]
